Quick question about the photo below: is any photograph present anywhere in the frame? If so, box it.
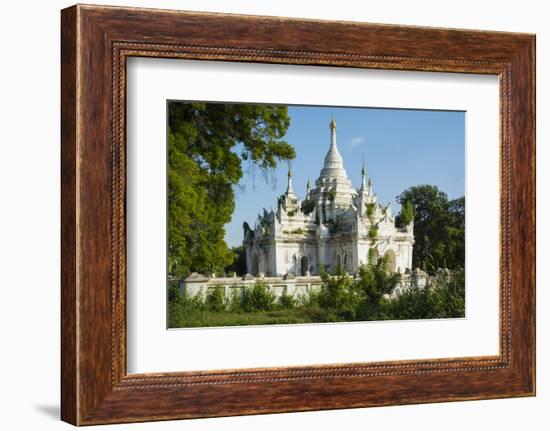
[45,1,536,426]
[167,102,466,328]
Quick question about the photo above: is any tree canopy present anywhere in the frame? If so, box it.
[396,185,465,272]
[168,102,295,278]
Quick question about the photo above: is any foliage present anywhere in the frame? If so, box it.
[368,225,378,241]
[168,102,294,279]
[396,185,465,272]
[386,269,465,319]
[301,198,315,215]
[327,188,336,201]
[318,265,360,321]
[358,258,400,301]
[206,287,227,312]
[366,202,376,218]
[167,280,180,303]
[241,281,276,312]
[396,200,414,227]
[224,245,247,276]
[278,292,297,309]
[168,264,465,328]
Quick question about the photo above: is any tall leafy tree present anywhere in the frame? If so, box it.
[225,245,248,276]
[396,185,465,272]
[168,102,295,278]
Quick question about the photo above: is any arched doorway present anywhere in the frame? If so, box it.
[301,256,309,276]
[383,250,397,273]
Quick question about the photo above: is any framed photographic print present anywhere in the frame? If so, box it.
[61,4,535,425]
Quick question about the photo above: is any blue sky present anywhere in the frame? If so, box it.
[225,105,465,247]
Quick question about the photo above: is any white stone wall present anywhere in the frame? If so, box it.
[180,276,324,299]
[180,270,436,302]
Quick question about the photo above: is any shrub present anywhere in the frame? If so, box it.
[318,266,360,321]
[368,225,378,240]
[205,286,226,312]
[354,260,400,320]
[366,203,376,218]
[227,287,244,312]
[385,269,464,319]
[241,281,275,312]
[278,292,296,309]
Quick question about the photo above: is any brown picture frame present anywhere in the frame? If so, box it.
[61,4,535,425]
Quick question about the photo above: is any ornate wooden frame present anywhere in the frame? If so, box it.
[61,4,535,425]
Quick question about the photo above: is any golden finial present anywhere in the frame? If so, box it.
[330,114,336,131]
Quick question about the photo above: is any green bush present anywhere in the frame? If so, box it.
[241,281,275,312]
[368,225,378,240]
[205,287,226,312]
[317,266,360,321]
[385,269,465,319]
[227,288,244,312]
[366,203,376,218]
[278,292,296,309]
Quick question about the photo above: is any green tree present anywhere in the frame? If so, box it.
[396,185,465,272]
[396,200,414,227]
[225,245,247,276]
[168,102,295,278]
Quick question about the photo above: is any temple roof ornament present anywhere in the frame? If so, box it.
[360,153,367,191]
[286,164,296,198]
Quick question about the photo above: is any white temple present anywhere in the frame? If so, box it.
[243,116,414,277]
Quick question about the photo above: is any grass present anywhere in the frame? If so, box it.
[168,307,328,328]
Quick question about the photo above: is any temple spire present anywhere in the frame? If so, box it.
[330,114,337,150]
[286,163,295,196]
[319,115,346,177]
[330,113,336,131]
[360,153,367,191]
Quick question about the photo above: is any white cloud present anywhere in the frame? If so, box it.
[349,137,364,147]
